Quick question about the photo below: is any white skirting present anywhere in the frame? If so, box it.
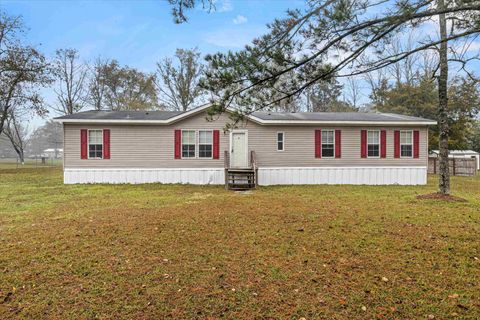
[64,166,427,185]
[64,168,225,185]
[258,167,427,185]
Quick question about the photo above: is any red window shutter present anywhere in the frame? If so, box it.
[380,130,387,158]
[315,130,321,158]
[360,130,367,158]
[103,129,110,159]
[174,130,181,159]
[213,130,220,159]
[80,129,87,159]
[335,130,341,158]
[413,130,420,158]
[394,130,400,158]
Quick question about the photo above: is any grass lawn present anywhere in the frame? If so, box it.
[0,167,479,319]
[0,158,62,170]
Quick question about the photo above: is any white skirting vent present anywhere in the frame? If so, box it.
[64,168,225,185]
[64,166,427,185]
[258,167,427,185]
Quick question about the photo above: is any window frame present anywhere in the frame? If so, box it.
[87,129,103,160]
[277,132,285,152]
[400,130,413,158]
[198,130,213,159]
[181,130,197,159]
[367,130,380,158]
[321,129,335,158]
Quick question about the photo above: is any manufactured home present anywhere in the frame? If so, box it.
[55,104,436,188]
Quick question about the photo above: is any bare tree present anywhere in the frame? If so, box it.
[102,60,158,111]
[418,50,439,79]
[383,34,417,85]
[53,48,88,115]
[4,111,29,164]
[363,67,387,103]
[343,76,362,109]
[0,11,51,135]
[156,48,205,111]
[27,120,62,158]
[87,57,109,110]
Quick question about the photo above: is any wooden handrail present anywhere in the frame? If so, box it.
[224,150,229,169]
[250,150,257,170]
[250,150,258,187]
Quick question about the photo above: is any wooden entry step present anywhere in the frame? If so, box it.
[226,168,256,190]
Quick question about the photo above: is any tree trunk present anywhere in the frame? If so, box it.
[437,0,450,195]
[10,143,25,165]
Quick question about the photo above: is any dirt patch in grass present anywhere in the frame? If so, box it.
[417,192,468,202]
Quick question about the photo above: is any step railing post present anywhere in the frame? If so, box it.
[224,150,229,189]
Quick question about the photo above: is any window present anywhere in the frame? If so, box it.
[182,130,196,158]
[400,131,413,157]
[367,130,380,157]
[277,132,284,151]
[199,130,213,158]
[88,130,103,159]
[321,130,334,158]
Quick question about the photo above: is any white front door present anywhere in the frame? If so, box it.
[230,131,248,168]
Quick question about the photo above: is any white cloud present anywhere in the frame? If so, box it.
[204,26,266,48]
[233,15,248,25]
[216,0,233,12]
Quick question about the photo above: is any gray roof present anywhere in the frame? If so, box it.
[251,111,434,122]
[431,150,479,155]
[55,110,183,121]
[54,107,435,124]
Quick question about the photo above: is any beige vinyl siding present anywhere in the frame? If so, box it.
[245,125,428,167]
[64,111,428,169]
[64,112,232,168]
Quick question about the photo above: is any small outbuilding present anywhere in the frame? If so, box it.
[430,150,479,171]
[43,148,64,159]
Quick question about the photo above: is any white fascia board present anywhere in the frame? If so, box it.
[54,119,171,124]
[55,117,437,126]
[161,103,213,123]
[54,103,215,125]
[246,115,437,126]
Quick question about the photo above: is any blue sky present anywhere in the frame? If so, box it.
[1,0,302,127]
[2,0,299,72]
[2,0,479,128]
